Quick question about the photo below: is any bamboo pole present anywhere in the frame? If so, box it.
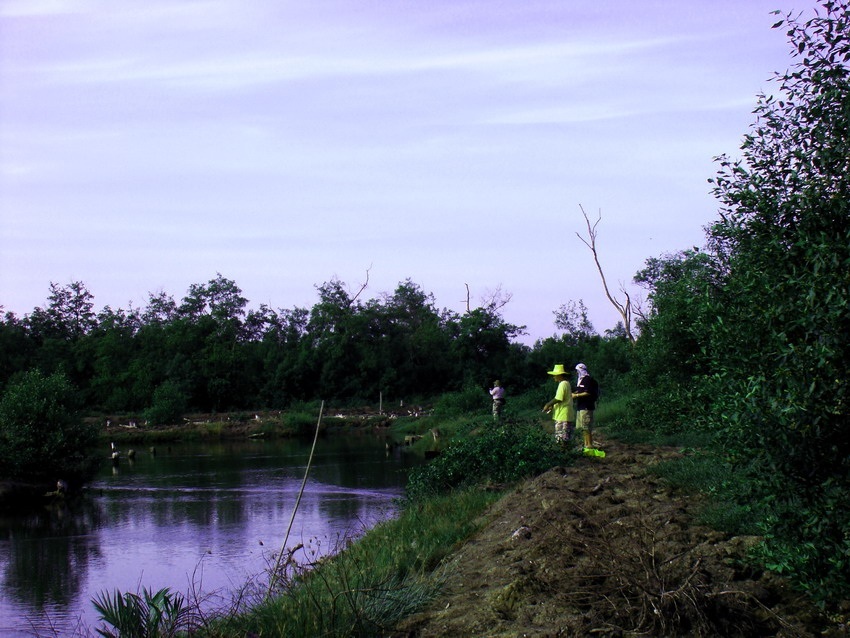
[266,400,324,598]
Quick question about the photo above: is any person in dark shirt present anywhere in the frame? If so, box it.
[572,362,599,448]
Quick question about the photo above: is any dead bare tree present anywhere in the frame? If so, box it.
[576,205,635,343]
[462,283,512,314]
[481,285,512,313]
[349,265,372,305]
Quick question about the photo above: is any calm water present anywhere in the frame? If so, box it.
[0,433,421,637]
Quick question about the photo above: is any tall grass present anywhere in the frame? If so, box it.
[200,489,500,637]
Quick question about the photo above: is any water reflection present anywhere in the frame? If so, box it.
[1,502,102,608]
[0,434,420,637]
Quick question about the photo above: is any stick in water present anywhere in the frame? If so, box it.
[267,400,324,597]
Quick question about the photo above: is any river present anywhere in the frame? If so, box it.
[0,432,421,637]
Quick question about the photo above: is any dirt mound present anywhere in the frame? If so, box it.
[392,437,843,637]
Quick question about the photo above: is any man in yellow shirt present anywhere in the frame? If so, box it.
[542,364,576,445]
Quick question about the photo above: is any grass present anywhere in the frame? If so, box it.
[196,488,501,637]
[597,392,765,537]
[648,452,765,536]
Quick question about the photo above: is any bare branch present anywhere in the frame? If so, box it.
[576,205,635,343]
[481,285,512,312]
[349,265,372,305]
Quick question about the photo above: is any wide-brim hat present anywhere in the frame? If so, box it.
[547,364,568,376]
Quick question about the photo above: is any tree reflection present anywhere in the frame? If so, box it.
[1,499,104,609]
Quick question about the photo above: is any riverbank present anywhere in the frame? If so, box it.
[88,407,406,444]
[181,426,845,637]
[389,435,845,637]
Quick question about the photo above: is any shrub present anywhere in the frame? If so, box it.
[431,385,489,417]
[0,369,99,485]
[143,381,187,426]
[280,411,321,436]
[405,420,568,501]
[92,586,195,637]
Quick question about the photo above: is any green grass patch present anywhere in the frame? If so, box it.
[200,489,500,637]
[649,451,764,536]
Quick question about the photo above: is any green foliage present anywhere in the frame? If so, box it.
[92,586,193,638]
[752,481,850,603]
[502,382,550,415]
[702,1,850,602]
[0,312,33,392]
[143,381,188,426]
[431,385,489,416]
[0,369,99,485]
[650,452,764,536]
[553,299,595,343]
[405,420,569,501]
[3,265,636,436]
[627,249,721,434]
[280,410,321,436]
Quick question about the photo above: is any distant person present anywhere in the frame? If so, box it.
[489,380,506,422]
[572,362,600,448]
[542,364,575,444]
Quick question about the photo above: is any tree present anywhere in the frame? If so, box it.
[377,280,453,397]
[88,306,142,411]
[626,249,721,433]
[707,0,850,601]
[0,370,99,487]
[38,281,97,339]
[576,206,635,343]
[177,274,247,328]
[142,291,177,325]
[0,311,33,391]
[632,249,720,381]
[449,298,526,390]
[553,299,595,344]
[305,279,361,398]
[23,281,98,388]
[171,276,250,411]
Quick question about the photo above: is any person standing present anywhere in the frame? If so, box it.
[489,380,506,422]
[542,364,576,444]
[572,362,600,448]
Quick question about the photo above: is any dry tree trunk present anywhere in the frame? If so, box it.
[576,205,635,343]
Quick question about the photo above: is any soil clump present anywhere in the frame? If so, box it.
[392,436,845,637]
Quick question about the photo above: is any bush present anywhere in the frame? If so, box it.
[280,410,321,436]
[0,369,99,485]
[143,381,188,426]
[405,420,569,501]
[431,385,489,417]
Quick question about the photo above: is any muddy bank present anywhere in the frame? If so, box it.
[392,437,846,637]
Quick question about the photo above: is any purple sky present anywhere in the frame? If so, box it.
[0,0,818,343]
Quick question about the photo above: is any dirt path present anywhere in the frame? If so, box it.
[392,436,841,637]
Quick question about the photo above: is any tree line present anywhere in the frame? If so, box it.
[0,275,630,420]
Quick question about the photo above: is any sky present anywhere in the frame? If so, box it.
[0,0,821,344]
